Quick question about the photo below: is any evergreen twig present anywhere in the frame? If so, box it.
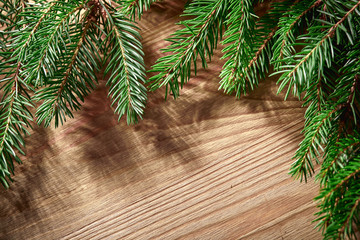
[1,1,360,238]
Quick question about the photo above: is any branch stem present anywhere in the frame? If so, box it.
[54,17,92,109]
[287,0,360,79]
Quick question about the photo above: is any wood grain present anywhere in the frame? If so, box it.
[0,1,322,239]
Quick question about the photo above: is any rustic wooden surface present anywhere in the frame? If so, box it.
[0,1,322,239]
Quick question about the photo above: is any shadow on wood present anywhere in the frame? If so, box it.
[0,1,321,239]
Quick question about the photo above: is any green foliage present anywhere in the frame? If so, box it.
[119,0,158,19]
[0,0,36,188]
[149,0,229,98]
[218,0,257,96]
[315,140,360,239]
[0,0,148,188]
[33,2,100,127]
[148,0,360,238]
[101,2,147,123]
[1,0,360,239]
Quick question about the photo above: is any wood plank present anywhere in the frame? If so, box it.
[0,1,322,239]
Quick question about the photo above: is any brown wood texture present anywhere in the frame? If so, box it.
[0,1,322,239]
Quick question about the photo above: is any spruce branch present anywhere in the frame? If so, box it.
[302,73,333,117]
[338,197,359,239]
[276,0,360,99]
[101,0,147,124]
[272,0,323,67]
[290,107,339,181]
[119,0,159,19]
[1,0,149,186]
[0,0,26,35]
[315,155,360,239]
[319,135,360,185]
[22,2,56,50]
[219,0,292,97]
[0,70,33,188]
[328,167,359,202]
[0,0,58,188]
[218,0,256,96]
[331,58,360,126]
[291,66,359,182]
[149,0,229,99]
[27,4,85,87]
[35,6,97,128]
[1,1,360,238]
[246,28,276,72]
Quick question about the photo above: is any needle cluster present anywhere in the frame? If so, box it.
[1,1,359,238]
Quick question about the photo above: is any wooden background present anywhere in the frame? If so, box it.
[0,1,322,239]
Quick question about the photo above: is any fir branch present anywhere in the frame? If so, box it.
[0,0,57,188]
[319,138,360,185]
[330,59,360,127]
[8,1,56,62]
[59,22,92,97]
[246,28,276,73]
[272,0,323,66]
[278,0,321,58]
[301,66,336,148]
[101,1,147,124]
[120,0,158,19]
[316,78,322,112]
[0,0,25,32]
[276,0,360,98]
[338,197,360,238]
[326,1,360,38]
[149,0,228,98]
[218,0,256,95]
[1,2,360,238]
[0,63,33,188]
[0,89,32,188]
[27,4,85,87]
[290,107,338,181]
[315,154,360,239]
[219,0,292,97]
[35,7,97,127]
[313,55,360,196]
[302,72,333,122]
[326,166,359,200]
[22,2,56,50]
